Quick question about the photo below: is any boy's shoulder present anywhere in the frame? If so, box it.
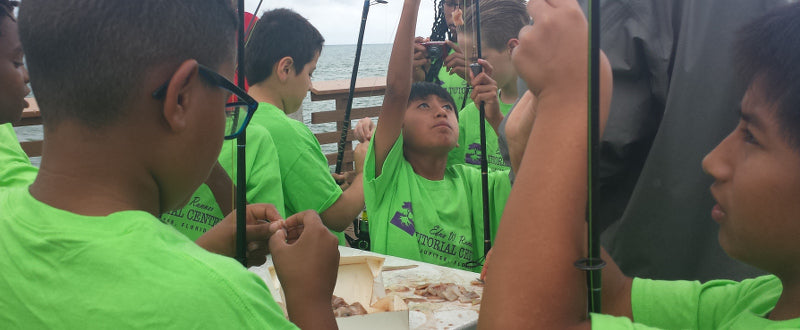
[0,187,290,327]
[251,102,316,144]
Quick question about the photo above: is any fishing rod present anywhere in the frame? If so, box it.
[334,0,388,175]
[235,0,248,267]
[574,0,604,315]
[466,0,492,263]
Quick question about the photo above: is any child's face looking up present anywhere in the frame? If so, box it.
[0,18,31,124]
[283,51,319,114]
[402,95,458,153]
[702,81,800,273]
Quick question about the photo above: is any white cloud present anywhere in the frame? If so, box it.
[244,0,437,45]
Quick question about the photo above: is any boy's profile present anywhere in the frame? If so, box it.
[365,0,511,272]
[245,8,367,243]
[446,0,529,171]
[0,0,36,188]
[480,0,800,328]
[0,0,339,328]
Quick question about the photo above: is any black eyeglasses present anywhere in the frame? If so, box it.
[152,64,258,140]
[443,1,460,8]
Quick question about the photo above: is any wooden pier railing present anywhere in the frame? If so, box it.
[12,77,387,171]
[309,76,385,172]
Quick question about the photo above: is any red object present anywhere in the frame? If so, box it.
[229,12,258,103]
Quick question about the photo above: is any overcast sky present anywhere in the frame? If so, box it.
[244,0,438,45]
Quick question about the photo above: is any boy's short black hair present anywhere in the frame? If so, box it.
[735,2,800,150]
[0,0,17,32]
[17,0,237,128]
[245,8,324,85]
[409,82,457,111]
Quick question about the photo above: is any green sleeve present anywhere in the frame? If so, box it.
[487,170,511,239]
[364,134,404,193]
[0,124,37,188]
[630,275,784,329]
[218,125,286,218]
[281,147,342,216]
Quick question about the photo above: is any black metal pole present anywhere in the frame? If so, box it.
[587,0,603,314]
[334,0,371,174]
[235,0,248,267]
[469,0,492,260]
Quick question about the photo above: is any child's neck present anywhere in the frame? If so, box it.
[248,83,288,114]
[770,277,800,320]
[403,147,448,181]
[29,123,161,217]
[499,76,519,105]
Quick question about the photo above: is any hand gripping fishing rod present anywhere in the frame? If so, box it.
[573,0,605,314]
[467,0,493,264]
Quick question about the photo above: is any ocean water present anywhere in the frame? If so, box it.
[15,43,393,165]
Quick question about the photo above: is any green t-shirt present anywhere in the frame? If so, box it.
[162,125,285,241]
[161,183,224,241]
[364,135,511,272]
[591,275,800,329]
[435,51,472,112]
[0,123,37,188]
[0,187,297,329]
[249,102,346,245]
[218,123,286,217]
[447,99,513,171]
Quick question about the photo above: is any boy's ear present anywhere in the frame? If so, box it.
[162,59,201,135]
[276,56,295,82]
[507,38,520,54]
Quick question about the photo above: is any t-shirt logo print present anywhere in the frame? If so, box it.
[390,202,415,236]
[465,143,482,165]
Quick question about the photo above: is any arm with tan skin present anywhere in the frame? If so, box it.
[320,141,368,231]
[444,40,467,80]
[269,210,340,330]
[204,161,234,215]
[373,0,421,176]
[479,1,631,328]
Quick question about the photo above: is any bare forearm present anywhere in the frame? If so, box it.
[320,173,365,231]
[480,96,590,329]
[285,296,337,330]
[375,0,420,174]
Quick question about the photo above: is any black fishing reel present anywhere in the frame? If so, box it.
[345,214,370,251]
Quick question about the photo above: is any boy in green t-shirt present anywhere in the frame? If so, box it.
[244,9,367,244]
[480,1,800,328]
[0,0,339,328]
[446,0,528,172]
[0,0,36,188]
[365,0,511,272]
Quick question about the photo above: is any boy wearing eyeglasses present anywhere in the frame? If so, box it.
[244,8,367,243]
[0,0,339,328]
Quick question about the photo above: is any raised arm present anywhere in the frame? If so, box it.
[479,0,629,328]
[372,0,421,176]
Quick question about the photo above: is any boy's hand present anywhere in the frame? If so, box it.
[195,203,282,267]
[443,41,466,79]
[512,0,587,99]
[413,37,431,82]
[353,141,369,174]
[269,210,340,328]
[332,171,356,190]
[469,59,503,130]
[353,117,376,143]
